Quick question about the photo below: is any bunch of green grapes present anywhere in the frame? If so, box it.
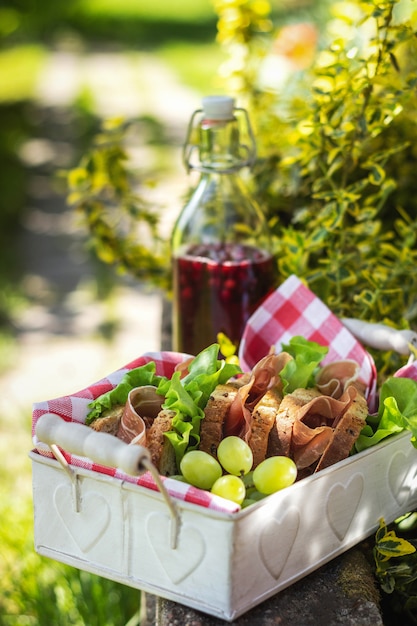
[179,436,297,507]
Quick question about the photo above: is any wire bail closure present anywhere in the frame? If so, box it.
[182,105,257,175]
[50,444,82,513]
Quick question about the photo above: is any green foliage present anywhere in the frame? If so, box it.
[69,0,417,377]
[59,0,217,48]
[213,0,273,92]
[0,100,34,331]
[212,0,417,375]
[374,517,417,624]
[0,0,79,44]
[76,0,215,22]
[68,117,170,290]
[1,0,217,49]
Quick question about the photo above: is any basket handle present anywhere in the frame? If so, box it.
[36,413,181,548]
[342,318,417,357]
[36,412,152,476]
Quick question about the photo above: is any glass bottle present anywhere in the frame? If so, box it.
[171,95,276,355]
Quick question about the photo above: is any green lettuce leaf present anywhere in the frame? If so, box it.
[161,344,241,466]
[162,372,205,462]
[279,336,329,394]
[86,344,241,467]
[355,377,417,452]
[86,361,165,424]
[181,343,240,407]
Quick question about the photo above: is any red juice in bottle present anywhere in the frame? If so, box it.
[172,96,276,354]
[173,242,275,355]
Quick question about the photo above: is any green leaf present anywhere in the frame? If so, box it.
[363,161,386,185]
[68,167,88,189]
[389,52,400,73]
[279,336,329,394]
[356,377,417,451]
[160,344,241,465]
[377,534,416,559]
[86,362,164,424]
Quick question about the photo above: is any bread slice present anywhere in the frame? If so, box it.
[146,409,177,476]
[315,388,368,472]
[272,387,322,458]
[249,387,282,468]
[89,405,124,436]
[199,383,239,458]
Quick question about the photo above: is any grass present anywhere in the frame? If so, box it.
[65,0,218,48]
[74,0,215,22]
[0,502,143,626]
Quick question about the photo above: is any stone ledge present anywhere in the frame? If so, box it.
[147,545,383,626]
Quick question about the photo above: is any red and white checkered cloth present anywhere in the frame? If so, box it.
[33,274,413,513]
[239,274,378,396]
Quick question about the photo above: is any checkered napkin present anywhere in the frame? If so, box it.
[33,274,383,514]
[239,274,378,399]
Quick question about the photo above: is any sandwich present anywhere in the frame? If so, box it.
[86,344,242,475]
[86,338,369,479]
[278,382,368,479]
[196,344,368,472]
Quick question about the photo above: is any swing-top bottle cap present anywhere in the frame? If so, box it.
[201,95,235,121]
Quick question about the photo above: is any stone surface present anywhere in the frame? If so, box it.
[155,548,383,626]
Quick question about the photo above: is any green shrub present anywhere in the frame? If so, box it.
[70,0,417,375]
[214,0,417,374]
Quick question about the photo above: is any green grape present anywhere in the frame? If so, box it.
[246,488,267,501]
[180,450,222,490]
[241,498,257,508]
[242,471,255,489]
[241,491,267,507]
[217,436,253,476]
[169,475,189,483]
[211,474,246,505]
[253,456,297,495]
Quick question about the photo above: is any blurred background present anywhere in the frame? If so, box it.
[0,2,220,623]
[0,0,224,397]
[0,1,308,623]
[2,1,412,624]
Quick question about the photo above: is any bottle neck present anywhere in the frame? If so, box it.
[184,114,255,175]
[198,118,243,173]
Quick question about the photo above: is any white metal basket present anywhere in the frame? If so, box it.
[31,413,417,621]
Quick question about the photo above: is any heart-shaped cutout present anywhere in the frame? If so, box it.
[388,450,416,507]
[54,484,110,553]
[326,473,363,541]
[146,512,205,584]
[259,507,300,579]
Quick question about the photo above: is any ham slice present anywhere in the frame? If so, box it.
[224,351,292,440]
[273,388,322,458]
[117,385,164,446]
[221,354,369,475]
[315,386,368,471]
[316,360,367,398]
[280,384,368,474]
